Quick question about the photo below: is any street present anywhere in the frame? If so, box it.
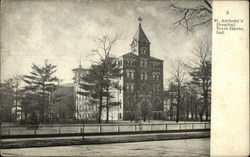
[2,138,210,156]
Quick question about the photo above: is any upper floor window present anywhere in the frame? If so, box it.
[126,69,135,80]
[126,83,135,93]
[126,59,136,66]
[140,72,148,80]
[153,72,161,80]
[140,60,147,67]
[140,60,144,67]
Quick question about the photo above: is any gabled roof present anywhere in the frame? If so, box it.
[150,56,164,62]
[122,52,139,58]
[131,24,150,45]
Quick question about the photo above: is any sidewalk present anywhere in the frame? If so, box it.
[1,131,210,149]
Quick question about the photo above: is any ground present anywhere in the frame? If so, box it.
[2,138,210,156]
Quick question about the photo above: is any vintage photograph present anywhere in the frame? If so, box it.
[1,0,211,156]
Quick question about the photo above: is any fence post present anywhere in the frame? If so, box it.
[117,125,120,133]
[34,129,36,135]
[166,124,168,130]
[99,125,102,133]
[134,125,137,132]
[179,124,181,130]
[204,123,206,129]
[82,123,85,139]
[150,124,152,131]
[8,123,11,135]
[58,125,61,134]
[192,123,194,129]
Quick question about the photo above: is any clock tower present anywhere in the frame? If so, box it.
[130,17,151,58]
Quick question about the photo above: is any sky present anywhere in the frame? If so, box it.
[1,0,211,86]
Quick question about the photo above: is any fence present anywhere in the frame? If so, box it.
[1,122,210,137]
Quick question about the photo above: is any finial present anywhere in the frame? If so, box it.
[138,17,143,25]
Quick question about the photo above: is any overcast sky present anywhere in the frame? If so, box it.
[1,0,210,85]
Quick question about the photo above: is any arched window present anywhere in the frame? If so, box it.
[131,72,134,79]
[140,60,144,67]
[141,73,144,80]
[131,84,134,92]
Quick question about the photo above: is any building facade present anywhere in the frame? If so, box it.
[118,22,164,120]
[73,21,164,121]
[72,64,97,120]
[72,63,119,121]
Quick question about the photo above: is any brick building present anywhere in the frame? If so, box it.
[117,21,164,120]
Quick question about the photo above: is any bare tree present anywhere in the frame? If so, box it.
[189,39,211,121]
[170,0,212,34]
[169,59,188,122]
[91,34,119,123]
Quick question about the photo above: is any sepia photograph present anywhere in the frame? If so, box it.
[0,0,212,156]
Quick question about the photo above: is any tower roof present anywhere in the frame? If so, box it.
[131,23,150,45]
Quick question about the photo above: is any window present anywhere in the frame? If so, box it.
[156,73,159,80]
[140,60,144,67]
[141,73,144,80]
[126,71,130,79]
[144,61,147,67]
[131,72,134,79]
[131,84,134,92]
[126,69,135,80]
[126,83,130,91]
[144,73,148,80]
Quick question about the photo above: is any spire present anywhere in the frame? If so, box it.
[131,17,150,45]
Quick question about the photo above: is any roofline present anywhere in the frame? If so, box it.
[150,57,164,62]
[72,68,89,71]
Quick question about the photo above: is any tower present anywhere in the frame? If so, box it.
[119,18,164,121]
[130,17,151,57]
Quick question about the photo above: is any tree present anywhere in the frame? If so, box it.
[189,39,211,121]
[170,0,212,34]
[55,86,75,123]
[11,75,23,121]
[91,34,120,123]
[169,59,188,122]
[0,79,15,122]
[22,60,59,123]
[78,63,105,123]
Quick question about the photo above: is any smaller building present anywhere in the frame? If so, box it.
[73,63,97,120]
[72,63,120,121]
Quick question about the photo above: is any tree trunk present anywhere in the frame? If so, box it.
[205,104,209,121]
[195,102,198,120]
[106,83,109,123]
[176,83,180,123]
[98,82,103,124]
[15,85,18,122]
[98,96,103,124]
[191,101,194,120]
